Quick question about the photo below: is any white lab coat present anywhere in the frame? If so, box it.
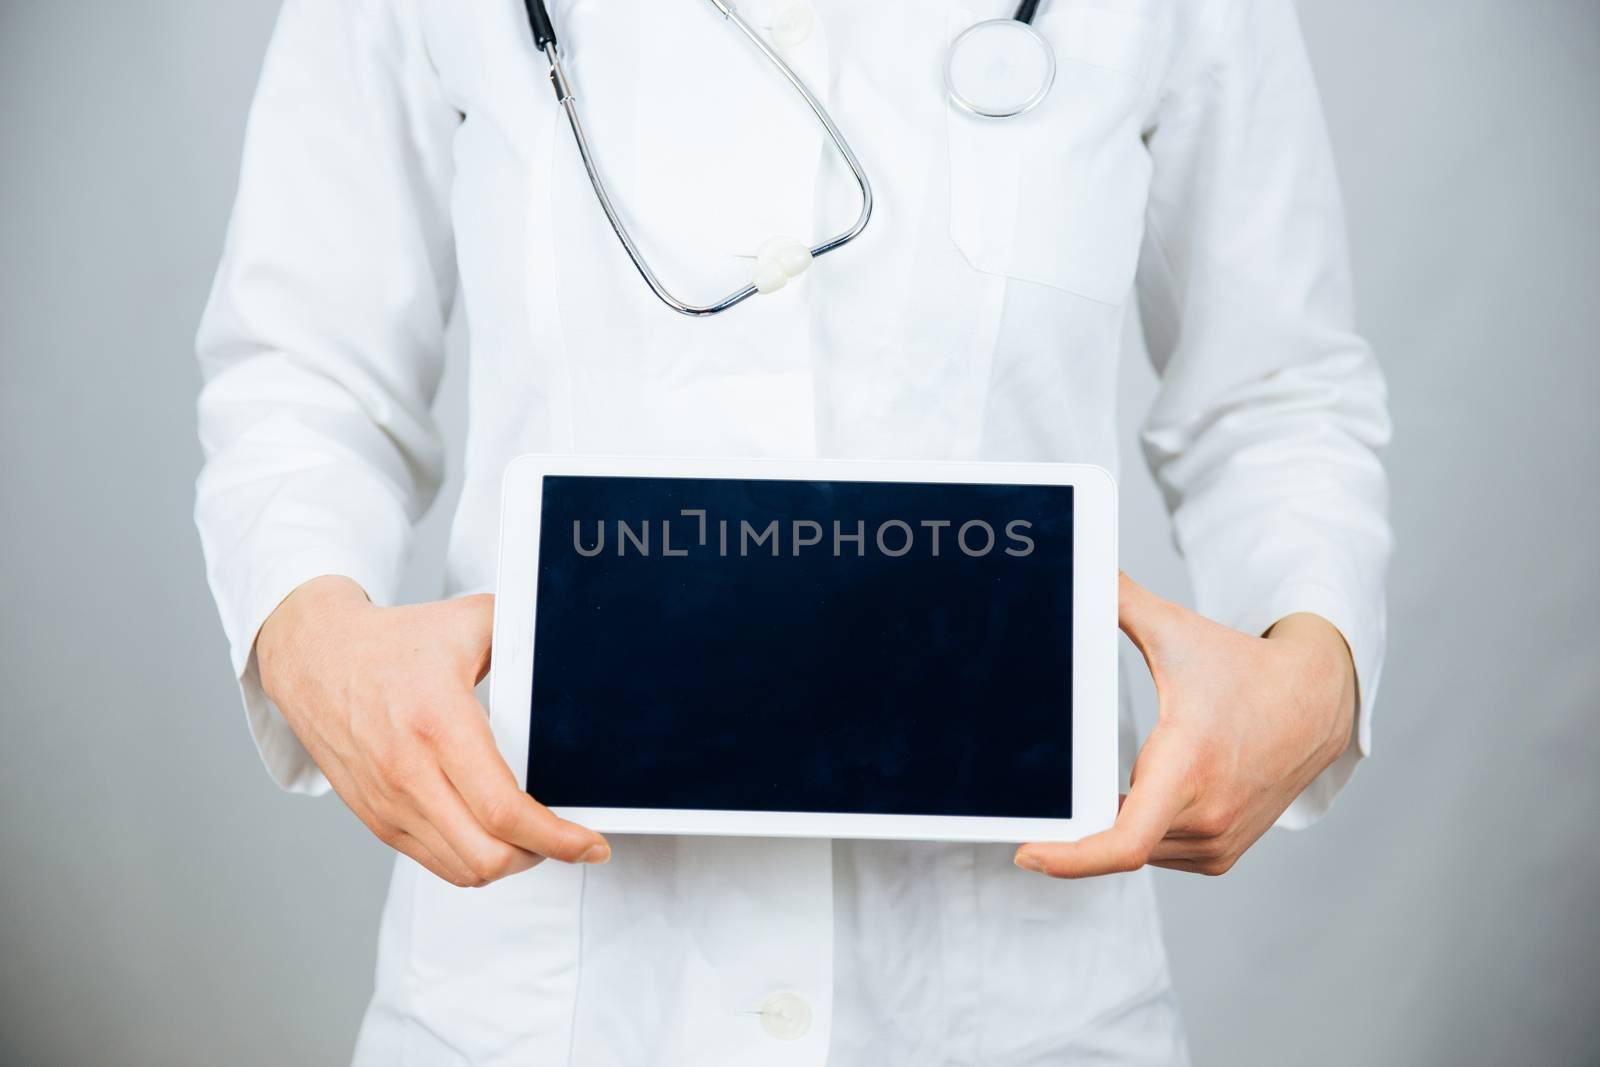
[195,0,1391,1063]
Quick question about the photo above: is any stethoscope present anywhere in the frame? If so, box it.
[522,0,1055,317]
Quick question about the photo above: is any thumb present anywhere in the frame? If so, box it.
[1117,572,1177,659]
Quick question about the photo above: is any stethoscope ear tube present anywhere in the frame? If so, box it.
[525,0,558,51]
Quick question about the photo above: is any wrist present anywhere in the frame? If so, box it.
[1265,612,1358,758]
[256,575,371,699]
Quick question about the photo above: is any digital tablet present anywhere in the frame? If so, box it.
[489,455,1117,843]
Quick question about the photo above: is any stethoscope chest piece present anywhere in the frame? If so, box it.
[945,16,1057,119]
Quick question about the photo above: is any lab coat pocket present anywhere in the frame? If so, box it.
[945,5,1155,306]
[399,861,586,1062]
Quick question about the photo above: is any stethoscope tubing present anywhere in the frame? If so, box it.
[524,0,873,317]
[523,0,1057,314]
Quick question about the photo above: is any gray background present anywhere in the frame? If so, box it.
[2,1,1596,1063]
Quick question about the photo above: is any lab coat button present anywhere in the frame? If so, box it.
[770,3,815,48]
[759,991,812,1040]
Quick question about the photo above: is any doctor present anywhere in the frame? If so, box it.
[196,0,1390,1062]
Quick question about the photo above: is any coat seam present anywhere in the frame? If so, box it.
[564,864,588,1067]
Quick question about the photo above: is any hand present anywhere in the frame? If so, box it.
[256,576,610,887]
[1014,573,1357,878]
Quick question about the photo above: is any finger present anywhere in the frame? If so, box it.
[1150,855,1236,877]
[320,746,481,886]
[433,696,610,864]
[1161,806,1233,840]
[1149,833,1231,863]
[388,827,484,887]
[1014,738,1194,878]
[1116,571,1179,662]
[407,761,543,884]
[394,809,491,886]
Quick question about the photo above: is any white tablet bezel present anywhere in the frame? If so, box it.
[489,454,1117,844]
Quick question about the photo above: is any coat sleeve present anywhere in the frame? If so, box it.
[194,0,460,794]
[1134,0,1392,827]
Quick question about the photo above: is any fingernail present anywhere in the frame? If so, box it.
[579,844,611,865]
[1014,852,1045,873]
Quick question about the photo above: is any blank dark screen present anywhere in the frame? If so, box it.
[528,476,1073,818]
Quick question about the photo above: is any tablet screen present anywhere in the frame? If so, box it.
[527,475,1074,819]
